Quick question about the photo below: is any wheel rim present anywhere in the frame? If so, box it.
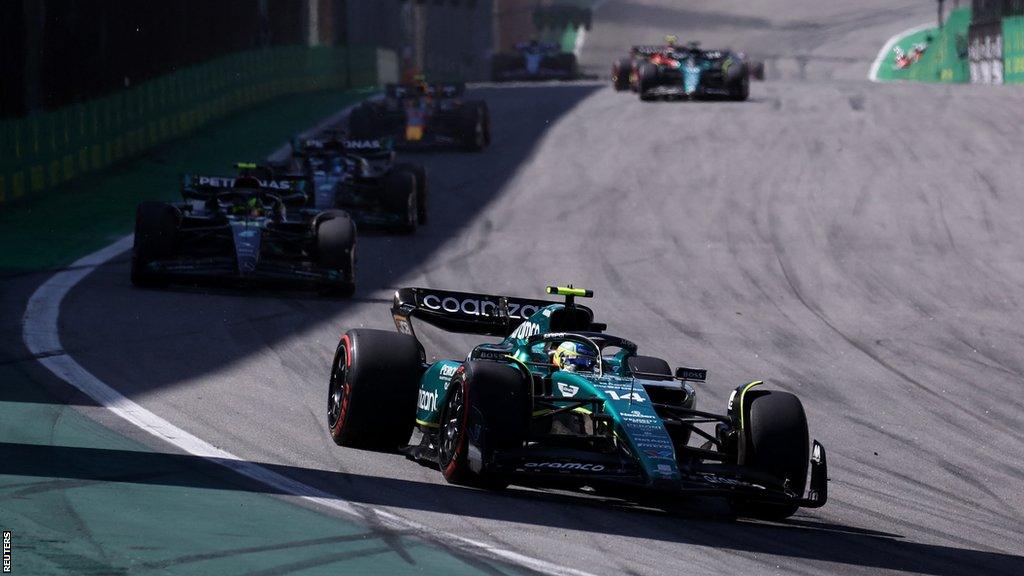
[327,344,348,429]
[439,379,465,466]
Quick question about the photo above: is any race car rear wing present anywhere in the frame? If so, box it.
[181,174,306,200]
[631,45,663,56]
[391,287,597,338]
[385,82,465,99]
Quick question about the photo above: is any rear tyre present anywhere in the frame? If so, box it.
[328,329,424,450]
[490,54,520,81]
[612,58,632,90]
[459,102,488,152]
[382,171,418,234]
[732,391,809,520]
[316,211,356,296]
[393,162,428,225]
[131,202,178,288]
[550,53,578,78]
[439,361,529,490]
[729,64,750,101]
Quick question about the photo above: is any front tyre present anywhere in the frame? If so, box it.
[393,162,428,225]
[731,391,809,520]
[315,211,356,296]
[328,329,424,450]
[131,202,178,288]
[439,361,529,489]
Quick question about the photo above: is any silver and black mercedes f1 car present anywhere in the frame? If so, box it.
[130,173,356,296]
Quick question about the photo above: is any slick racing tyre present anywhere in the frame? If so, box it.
[459,102,489,152]
[382,170,418,234]
[328,329,424,450]
[549,52,578,77]
[490,54,521,81]
[612,58,632,91]
[393,162,428,225]
[638,62,658,101]
[727,63,750,101]
[439,360,530,490]
[131,201,178,288]
[732,391,809,520]
[315,210,356,296]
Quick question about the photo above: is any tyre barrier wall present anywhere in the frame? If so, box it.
[0,45,387,208]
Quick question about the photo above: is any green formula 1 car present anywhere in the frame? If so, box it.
[327,285,827,519]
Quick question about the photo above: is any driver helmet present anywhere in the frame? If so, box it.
[551,341,599,373]
[665,35,678,48]
[231,196,264,217]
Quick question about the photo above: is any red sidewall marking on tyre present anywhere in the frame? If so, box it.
[332,334,353,436]
[443,369,469,478]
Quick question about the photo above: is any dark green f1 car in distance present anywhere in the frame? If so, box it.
[327,285,827,519]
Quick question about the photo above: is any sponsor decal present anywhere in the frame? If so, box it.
[698,474,765,489]
[727,390,737,412]
[419,294,540,321]
[343,139,383,150]
[557,382,579,397]
[197,176,293,190]
[657,464,674,476]
[439,364,458,378]
[510,321,541,340]
[644,449,675,459]
[524,462,606,472]
[394,316,413,335]
[417,389,438,412]
[476,350,507,361]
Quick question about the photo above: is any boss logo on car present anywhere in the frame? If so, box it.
[524,462,606,472]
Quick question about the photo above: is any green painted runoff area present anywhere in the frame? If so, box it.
[0,89,528,575]
[874,8,971,83]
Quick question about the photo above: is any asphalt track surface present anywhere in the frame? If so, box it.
[45,1,1024,574]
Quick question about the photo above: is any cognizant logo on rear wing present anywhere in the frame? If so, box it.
[391,287,575,338]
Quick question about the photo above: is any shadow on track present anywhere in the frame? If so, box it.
[2,441,1021,576]
[7,84,601,407]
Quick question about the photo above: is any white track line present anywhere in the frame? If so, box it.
[21,107,595,576]
[868,22,933,82]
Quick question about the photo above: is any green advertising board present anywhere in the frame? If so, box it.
[1003,16,1024,83]
[0,46,380,208]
